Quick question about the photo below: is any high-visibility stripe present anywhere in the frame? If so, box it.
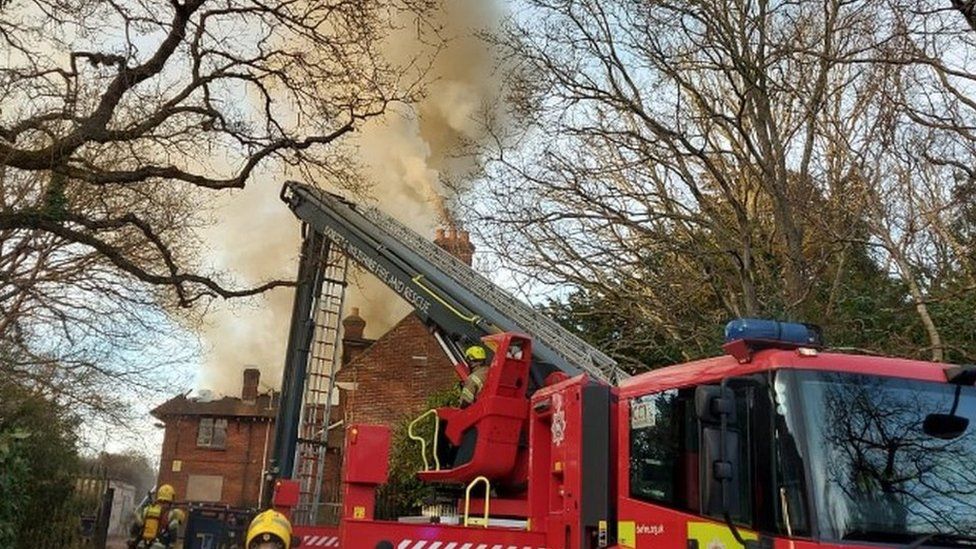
[301,535,340,547]
[394,539,545,549]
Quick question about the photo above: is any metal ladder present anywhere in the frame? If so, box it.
[360,205,628,384]
[293,239,349,525]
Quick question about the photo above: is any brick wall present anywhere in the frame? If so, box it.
[156,415,274,508]
[339,315,458,427]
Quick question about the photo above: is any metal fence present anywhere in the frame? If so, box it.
[32,469,114,549]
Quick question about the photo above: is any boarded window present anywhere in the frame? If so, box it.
[197,418,228,449]
[185,474,223,502]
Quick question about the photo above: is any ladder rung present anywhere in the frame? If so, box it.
[296,439,327,447]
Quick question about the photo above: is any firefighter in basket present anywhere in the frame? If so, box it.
[460,345,490,407]
[128,484,185,549]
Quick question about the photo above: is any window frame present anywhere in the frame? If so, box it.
[196,417,228,449]
[627,377,772,531]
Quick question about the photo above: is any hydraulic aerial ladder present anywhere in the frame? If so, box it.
[264,181,628,515]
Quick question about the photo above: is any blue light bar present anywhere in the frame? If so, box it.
[724,318,823,347]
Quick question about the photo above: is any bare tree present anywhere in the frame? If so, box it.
[465,0,976,365]
[951,0,976,31]
[838,2,976,361]
[0,0,439,414]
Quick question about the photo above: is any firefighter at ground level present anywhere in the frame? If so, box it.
[246,509,295,549]
[460,345,490,407]
[128,484,185,549]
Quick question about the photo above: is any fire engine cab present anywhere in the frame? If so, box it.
[255,183,976,549]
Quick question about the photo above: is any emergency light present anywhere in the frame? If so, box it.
[724,318,823,347]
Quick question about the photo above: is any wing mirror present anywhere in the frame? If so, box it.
[924,385,970,440]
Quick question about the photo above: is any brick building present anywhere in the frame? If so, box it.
[151,369,277,507]
[150,228,475,510]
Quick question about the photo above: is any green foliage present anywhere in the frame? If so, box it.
[0,379,81,547]
[379,387,461,518]
[41,172,69,219]
[544,290,727,371]
[547,233,976,370]
[927,282,976,364]
[0,430,30,547]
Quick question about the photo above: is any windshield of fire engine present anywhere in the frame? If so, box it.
[777,370,976,543]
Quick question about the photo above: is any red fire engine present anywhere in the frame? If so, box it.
[256,182,976,549]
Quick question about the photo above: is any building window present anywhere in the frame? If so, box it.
[197,417,227,449]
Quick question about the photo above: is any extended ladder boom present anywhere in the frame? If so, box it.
[281,181,626,385]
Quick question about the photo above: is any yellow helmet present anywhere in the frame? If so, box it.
[156,484,175,503]
[246,509,293,549]
[465,345,487,362]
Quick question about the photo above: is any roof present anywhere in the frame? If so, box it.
[150,392,277,420]
[618,347,951,399]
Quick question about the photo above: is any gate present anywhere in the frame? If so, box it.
[34,469,114,548]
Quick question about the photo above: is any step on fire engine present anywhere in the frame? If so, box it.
[250,181,976,549]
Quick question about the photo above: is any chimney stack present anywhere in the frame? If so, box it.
[342,307,366,340]
[342,307,370,366]
[434,227,475,266]
[242,368,260,403]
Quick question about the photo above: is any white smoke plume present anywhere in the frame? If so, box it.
[196,0,503,393]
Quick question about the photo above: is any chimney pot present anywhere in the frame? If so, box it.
[460,230,470,243]
[242,368,260,403]
[448,227,458,240]
[343,308,366,340]
[435,228,445,240]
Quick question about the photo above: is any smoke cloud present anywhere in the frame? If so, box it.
[196,0,503,394]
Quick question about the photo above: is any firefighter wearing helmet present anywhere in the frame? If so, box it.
[128,484,185,549]
[246,509,296,549]
[460,345,490,407]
